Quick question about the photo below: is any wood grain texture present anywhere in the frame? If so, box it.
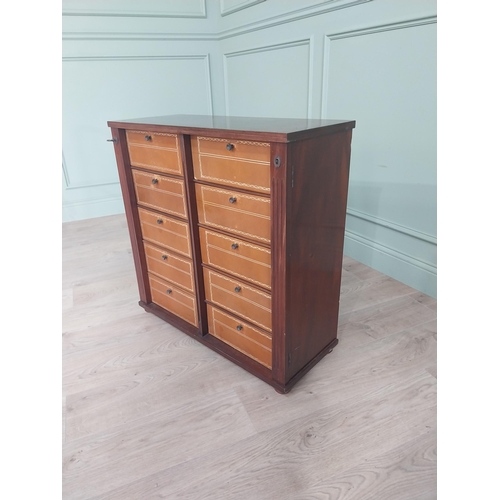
[111,127,151,303]
[62,214,436,500]
[108,115,355,143]
[286,130,352,381]
[179,133,208,335]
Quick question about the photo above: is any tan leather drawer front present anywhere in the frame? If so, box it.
[132,170,188,219]
[207,304,271,369]
[149,274,198,327]
[204,268,271,332]
[200,228,271,290]
[126,130,182,176]
[196,184,270,244]
[192,136,270,194]
[144,242,195,293]
[138,208,192,258]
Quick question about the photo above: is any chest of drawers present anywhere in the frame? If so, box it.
[108,115,355,393]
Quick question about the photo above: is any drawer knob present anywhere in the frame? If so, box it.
[231,243,239,250]
[234,286,241,293]
[157,219,163,224]
[236,325,243,331]
[145,135,152,141]
[151,178,159,184]
[162,254,168,260]
[229,197,237,204]
[166,289,172,295]
[226,143,234,151]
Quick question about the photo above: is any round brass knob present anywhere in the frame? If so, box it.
[226,143,234,151]
[231,243,239,250]
[234,286,241,293]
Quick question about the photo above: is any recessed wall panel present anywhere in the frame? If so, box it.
[62,56,212,188]
[224,41,310,118]
[324,23,437,237]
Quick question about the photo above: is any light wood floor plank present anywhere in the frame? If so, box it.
[95,373,435,500]
[289,429,437,500]
[62,214,437,500]
[338,294,437,341]
[339,274,417,315]
[234,320,437,434]
[63,388,257,500]
[409,291,438,312]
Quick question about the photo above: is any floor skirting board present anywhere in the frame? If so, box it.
[344,229,437,298]
[63,197,125,222]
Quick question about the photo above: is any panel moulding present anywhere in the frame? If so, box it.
[223,38,313,118]
[62,54,214,190]
[344,228,436,275]
[62,0,371,41]
[218,0,372,39]
[62,0,207,18]
[320,16,437,118]
[347,208,436,245]
[220,0,266,17]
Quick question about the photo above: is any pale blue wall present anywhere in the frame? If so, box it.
[62,0,437,297]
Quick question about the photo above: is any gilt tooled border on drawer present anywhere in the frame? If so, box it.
[133,173,188,219]
[203,230,271,290]
[199,186,271,243]
[139,211,192,258]
[128,130,182,174]
[206,268,271,331]
[145,244,195,293]
[212,319,271,368]
[197,136,271,193]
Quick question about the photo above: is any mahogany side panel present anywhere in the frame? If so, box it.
[179,134,208,335]
[286,129,353,382]
[111,127,151,303]
[270,142,289,387]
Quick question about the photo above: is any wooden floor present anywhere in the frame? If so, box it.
[62,214,437,500]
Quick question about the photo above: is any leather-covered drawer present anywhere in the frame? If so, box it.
[126,130,182,176]
[144,242,195,293]
[204,267,271,332]
[199,227,271,290]
[149,274,198,327]
[207,304,271,369]
[138,207,192,258]
[196,184,270,244]
[192,136,270,194]
[132,169,188,219]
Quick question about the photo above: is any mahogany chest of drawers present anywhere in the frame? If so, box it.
[108,115,355,393]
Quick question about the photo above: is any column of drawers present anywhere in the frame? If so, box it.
[126,130,198,327]
[191,136,273,369]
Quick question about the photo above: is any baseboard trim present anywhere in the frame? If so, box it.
[63,197,124,222]
[344,229,437,298]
